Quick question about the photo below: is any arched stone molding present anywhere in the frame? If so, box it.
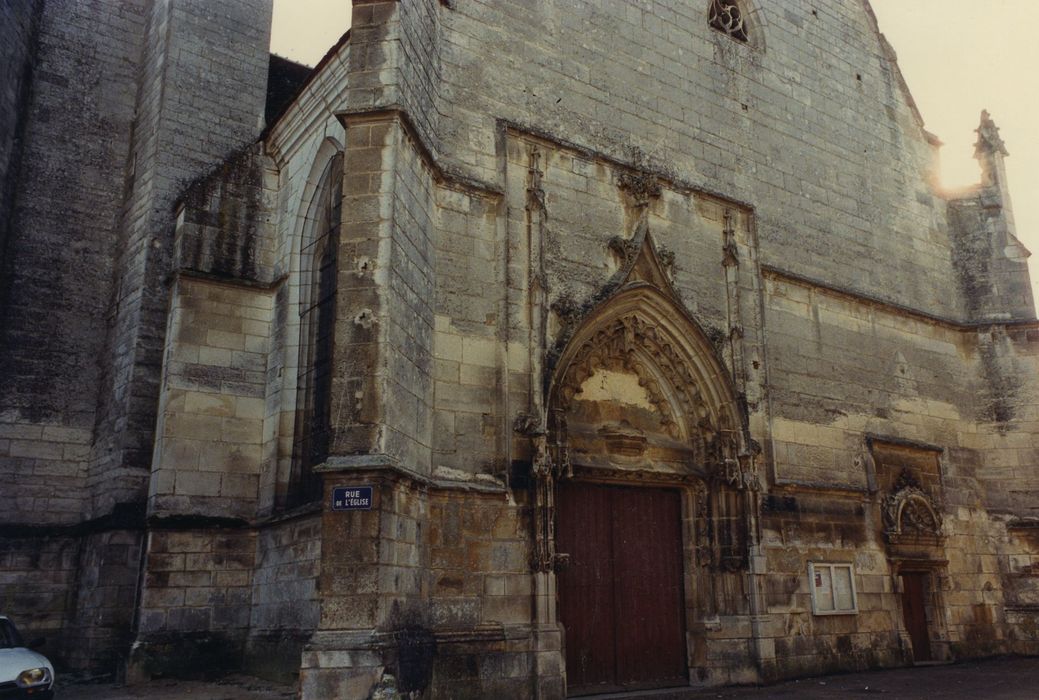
[552,288,736,441]
[546,226,751,484]
[885,486,943,538]
[271,136,344,508]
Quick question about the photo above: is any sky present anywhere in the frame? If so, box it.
[270,1,1038,307]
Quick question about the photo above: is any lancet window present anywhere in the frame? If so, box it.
[289,152,343,506]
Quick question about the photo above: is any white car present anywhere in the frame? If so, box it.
[0,616,54,699]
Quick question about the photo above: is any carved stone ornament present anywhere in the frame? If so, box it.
[608,236,641,265]
[513,412,543,437]
[656,245,676,272]
[555,313,717,441]
[692,479,712,567]
[974,109,1009,158]
[617,169,662,207]
[527,144,546,211]
[709,0,749,43]
[884,470,942,537]
[550,296,585,334]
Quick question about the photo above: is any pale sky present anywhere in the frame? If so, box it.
[270,1,1038,308]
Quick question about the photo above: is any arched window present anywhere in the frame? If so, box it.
[709,0,749,43]
[289,152,343,506]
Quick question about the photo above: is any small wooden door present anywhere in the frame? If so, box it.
[900,572,932,662]
[557,482,687,696]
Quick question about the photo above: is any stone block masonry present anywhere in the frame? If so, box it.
[0,0,41,267]
[2,0,1039,697]
[133,528,256,677]
[0,0,275,674]
[1,0,148,525]
[90,0,274,518]
[150,276,272,521]
[245,513,322,684]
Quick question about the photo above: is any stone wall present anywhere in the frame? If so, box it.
[0,532,79,664]
[3,0,1037,694]
[65,529,145,672]
[0,0,276,675]
[426,488,539,698]
[89,0,273,520]
[134,528,256,677]
[426,0,958,318]
[299,472,429,698]
[0,0,148,525]
[262,42,349,513]
[0,0,40,265]
[762,272,973,490]
[246,513,322,683]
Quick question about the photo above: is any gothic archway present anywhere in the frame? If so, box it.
[539,229,759,693]
[544,229,750,485]
[549,287,740,475]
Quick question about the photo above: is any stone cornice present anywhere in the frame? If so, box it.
[762,264,1039,333]
[335,107,503,198]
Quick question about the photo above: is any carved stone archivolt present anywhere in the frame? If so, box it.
[529,218,760,579]
[884,469,943,538]
[547,229,755,481]
[554,313,715,441]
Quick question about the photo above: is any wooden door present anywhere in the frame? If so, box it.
[557,482,688,695]
[900,572,932,662]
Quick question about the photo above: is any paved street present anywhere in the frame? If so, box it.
[59,674,294,699]
[654,656,1039,699]
[60,656,1039,699]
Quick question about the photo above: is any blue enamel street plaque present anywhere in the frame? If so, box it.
[331,485,373,511]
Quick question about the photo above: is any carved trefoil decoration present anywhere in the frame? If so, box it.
[709,0,749,43]
[884,469,943,539]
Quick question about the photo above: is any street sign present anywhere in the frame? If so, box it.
[331,485,373,511]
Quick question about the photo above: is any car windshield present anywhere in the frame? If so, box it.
[0,619,25,649]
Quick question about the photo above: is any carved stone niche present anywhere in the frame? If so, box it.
[884,469,944,547]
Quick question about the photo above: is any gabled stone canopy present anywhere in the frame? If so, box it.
[549,223,743,476]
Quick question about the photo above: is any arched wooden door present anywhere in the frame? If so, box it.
[557,481,688,695]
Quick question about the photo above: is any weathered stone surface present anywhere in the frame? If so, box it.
[2,1,1038,698]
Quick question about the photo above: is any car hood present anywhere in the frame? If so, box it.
[0,647,53,684]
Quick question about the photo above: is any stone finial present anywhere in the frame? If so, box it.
[974,109,1009,159]
[973,110,1010,189]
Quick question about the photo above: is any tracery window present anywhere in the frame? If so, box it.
[709,0,749,43]
[289,152,343,506]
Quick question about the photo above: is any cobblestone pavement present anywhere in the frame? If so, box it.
[58,656,1039,699]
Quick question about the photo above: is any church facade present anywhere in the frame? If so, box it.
[2,1,1038,697]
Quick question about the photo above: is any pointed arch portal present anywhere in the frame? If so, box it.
[540,230,757,695]
[546,229,747,482]
[550,283,741,474]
